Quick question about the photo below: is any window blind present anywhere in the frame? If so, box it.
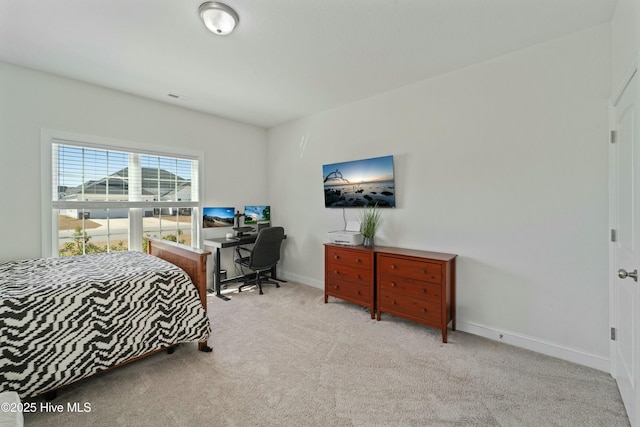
[52,141,199,209]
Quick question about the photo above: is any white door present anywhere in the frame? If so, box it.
[612,68,640,426]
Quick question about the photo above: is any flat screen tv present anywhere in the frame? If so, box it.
[244,205,270,224]
[323,155,395,208]
[203,207,235,228]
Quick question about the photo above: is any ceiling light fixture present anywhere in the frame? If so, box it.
[199,2,239,35]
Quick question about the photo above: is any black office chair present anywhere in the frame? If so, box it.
[235,226,285,295]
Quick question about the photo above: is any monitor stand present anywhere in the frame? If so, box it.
[233,211,254,237]
[233,226,254,237]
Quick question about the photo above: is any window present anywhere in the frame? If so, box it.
[44,132,201,257]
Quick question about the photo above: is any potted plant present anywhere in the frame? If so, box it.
[360,203,381,248]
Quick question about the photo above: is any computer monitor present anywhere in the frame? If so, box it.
[244,205,270,225]
[202,207,235,228]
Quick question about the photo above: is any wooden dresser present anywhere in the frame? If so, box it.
[324,244,375,318]
[375,247,456,343]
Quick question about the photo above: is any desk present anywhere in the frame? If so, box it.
[204,234,286,300]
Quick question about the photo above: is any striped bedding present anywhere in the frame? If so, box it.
[0,251,210,398]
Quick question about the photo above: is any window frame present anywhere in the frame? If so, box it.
[41,129,204,257]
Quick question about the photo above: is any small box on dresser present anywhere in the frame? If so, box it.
[324,244,375,318]
[375,247,457,343]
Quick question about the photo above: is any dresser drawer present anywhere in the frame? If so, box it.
[325,244,375,319]
[326,263,373,286]
[377,255,441,283]
[378,291,441,324]
[326,279,370,303]
[326,247,372,270]
[378,273,441,303]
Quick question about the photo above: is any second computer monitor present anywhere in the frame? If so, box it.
[203,207,235,228]
[244,205,270,224]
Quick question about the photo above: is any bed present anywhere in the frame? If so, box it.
[0,238,211,399]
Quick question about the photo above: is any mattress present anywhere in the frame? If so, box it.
[0,251,210,398]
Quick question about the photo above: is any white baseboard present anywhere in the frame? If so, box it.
[279,270,323,289]
[457,320,610,372]
[278,272,610,373]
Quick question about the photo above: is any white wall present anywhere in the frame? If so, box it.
[0,23,615,370]
[611,0,640,93]
[267,25,611,370]
[0,62,267,267]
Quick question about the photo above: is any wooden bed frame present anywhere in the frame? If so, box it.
[39,239,212,399]
[146,237,212,352]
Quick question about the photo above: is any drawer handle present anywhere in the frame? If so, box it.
[357,290,361,295]
[334,270,339,274]
[421,308,427,313]
[391,300,396,305]
[333,285,339,290]
[390,264,397,269]
[334,255,340,259]
[355,258,361,263]
[390,282,396,287]
[356,275,361,279]
[421,269,427,274]
[421,288,426,293]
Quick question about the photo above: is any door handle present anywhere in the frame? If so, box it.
[618,268,638,282]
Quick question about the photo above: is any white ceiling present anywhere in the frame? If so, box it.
[0,0,617,128]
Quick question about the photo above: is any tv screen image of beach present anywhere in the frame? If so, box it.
[323,155,395,207]
[244,205,270,224]
[203,207,235,228]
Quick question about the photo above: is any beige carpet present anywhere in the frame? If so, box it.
[23,281,629,426]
